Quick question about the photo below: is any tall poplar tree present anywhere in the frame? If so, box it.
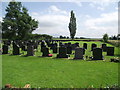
[68,10,76,39]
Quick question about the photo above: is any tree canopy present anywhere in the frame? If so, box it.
[2,1,38,40]
[103,33,109,43]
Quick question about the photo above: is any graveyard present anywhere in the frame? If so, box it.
[1,40,119,88]
[1,0,120,89]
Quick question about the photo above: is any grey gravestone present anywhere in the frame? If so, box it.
[13,42,20,55]
[102,44,107,52]
[92,48,103,60]
[27,45,34,56]
[107,47,114,56]
[91,44,97,51]
[2,44,8,54]
[57,46,68,58]
[74,47,84,59]
[42,47,49,57]
[83,43,87,49]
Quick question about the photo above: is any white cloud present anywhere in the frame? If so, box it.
[89,1,117,11]
[115,7,118,10]
[31,12,39,16]
[85,15,91,18]
[48,5,68,15]
[84,11,118,37]
[89,3,95,7]
[31,5,70,37]
[97,7,104,11]
[73,1,82,7]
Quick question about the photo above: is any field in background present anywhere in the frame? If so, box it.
[108,40,120,47]
[2,41,119,88]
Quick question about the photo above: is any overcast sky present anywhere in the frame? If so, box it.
[1,0,119,38]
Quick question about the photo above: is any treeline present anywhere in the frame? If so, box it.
[59,35,90,39]
[102,34,120,47]
[29,34,52,40]
[2,34,53,40]
[109,34,120,40]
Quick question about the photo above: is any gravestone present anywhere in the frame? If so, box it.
[13,42,20,55]
[41,41,46,52]
[74,47,84,59]
[2,44,8,54]
[75,42,79,47]
[91,44,97,51]
[21,45,27,51]
[50,43,54,50]
[107,47,114,56]
[59,42,63,47]
[83,43,87,49]
[67,43,72,54]
[6,40,11,46]
[71,44,76,50]
[57,45,68,58]
[45,40,51,47]
[53,46,58,53]
[92,48,103,60]
[102,44,107,52]
[34,42,38,49]
[42,46,49,57]
[83,48,85,55]
[64,43,68,47]
[54,43,58,47]
[27,45,34,56]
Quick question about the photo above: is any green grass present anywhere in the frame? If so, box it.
[2,41,119,88]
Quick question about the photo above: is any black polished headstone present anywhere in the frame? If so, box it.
[2,44,8,54]
[102,44,107,52]
[83,43,87,49]
[57,45,68,58]
[27,45,34,56]
[91,43,97,51]
[53,46,58,53]
[92,48,103,60]
[74,47,84,59]
[67,43,72,54]
[107,47,114,56]
[13,42,20,55]
[42,47,49,57]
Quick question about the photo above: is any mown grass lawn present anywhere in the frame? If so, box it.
[2,41,120,88]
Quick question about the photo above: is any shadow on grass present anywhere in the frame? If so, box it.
[8,54,21,56]
[86,59,103,61]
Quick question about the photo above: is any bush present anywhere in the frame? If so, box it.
[103,34,109,43]
[29,34,52,40]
